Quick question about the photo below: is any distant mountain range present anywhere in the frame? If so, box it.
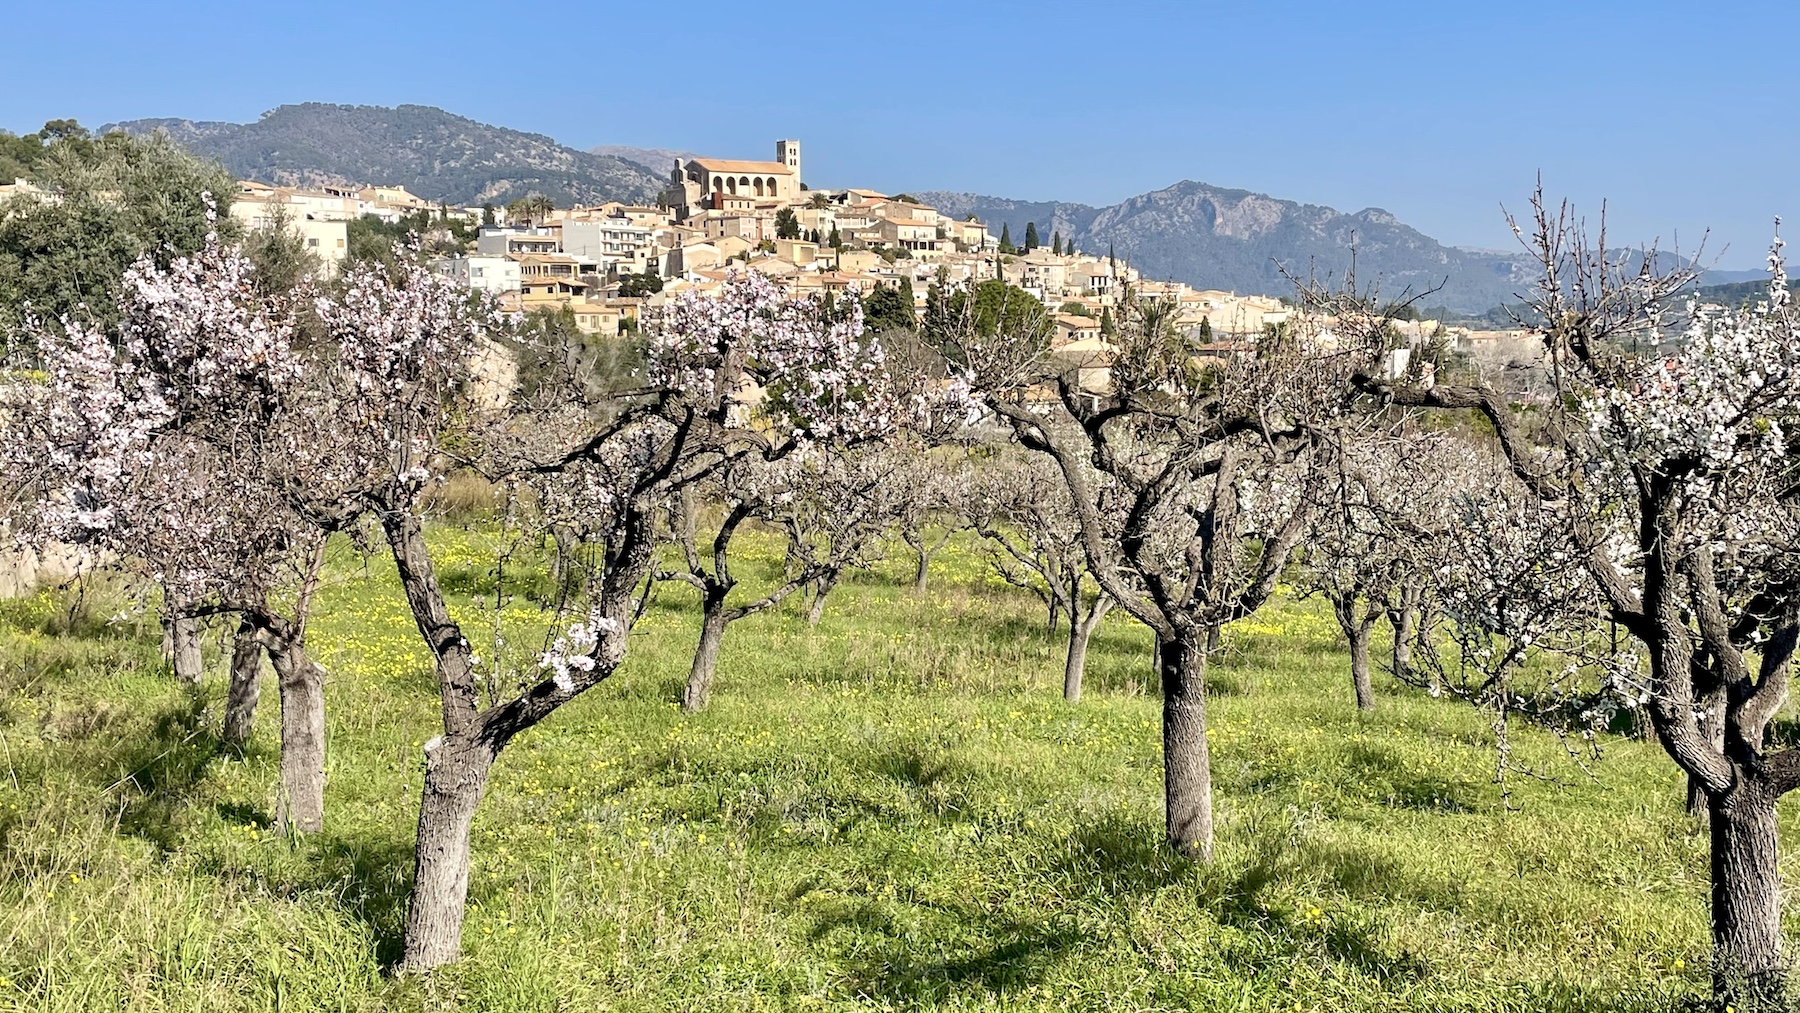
[106,103,666,207]
[589,145,699,176]
[99,103,1765,314]
[919,187,1766,314]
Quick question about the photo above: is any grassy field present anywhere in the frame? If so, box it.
[0,524,1752,1011]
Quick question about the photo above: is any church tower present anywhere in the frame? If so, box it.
[776,139,801,189]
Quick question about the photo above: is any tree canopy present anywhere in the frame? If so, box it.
[0,122,236,356]
[925,279,1048,347]
[863,281,916,334]
[774,208,800,240]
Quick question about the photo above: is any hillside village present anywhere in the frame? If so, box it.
[213,138,1536,372]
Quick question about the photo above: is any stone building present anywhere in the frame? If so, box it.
[663,140,802,219]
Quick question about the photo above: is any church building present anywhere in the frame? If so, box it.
[664,140,802,220]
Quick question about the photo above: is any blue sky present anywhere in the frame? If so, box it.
[5,0,1796,268]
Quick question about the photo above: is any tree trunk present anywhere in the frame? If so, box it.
[914,548,931,594]
[807,573,839,627]
[1159,634,1214,859]
[270,637,326,834]
[222,620,263,750]
[1064,597,1112,704]
[682,590,729,713]
[549,526,582,597]
[1064,618,1091,704]
[1349,620,1375,711]
[1391,605,1417,681]
[166,614,204,687]
[1708,783,1786,1004]
[1689,682,1728,817]
[400,735,496,974]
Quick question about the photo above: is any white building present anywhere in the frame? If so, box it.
[561,219,655,273]
[228,197,350,273]
[433,255,522,295]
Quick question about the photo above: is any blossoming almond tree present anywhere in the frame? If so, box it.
[892,450,971,595]
[1356,191,1800,1003]
[1299,431,1484,711]
[1,216,334,830]
[968,452,1116,702]
[339,268,910,971]
[662,454,833,713]
[777,445,918,628]
[947,290,1355,858]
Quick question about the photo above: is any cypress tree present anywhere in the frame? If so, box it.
[999,223,1015,254]
[1024,222,1039,250]
[1052,231,1062,256]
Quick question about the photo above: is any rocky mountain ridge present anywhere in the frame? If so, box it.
[107,103,666,207]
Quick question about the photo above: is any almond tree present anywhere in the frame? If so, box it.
[2,218,333,830]
[329,268,910,971]
[969,453,1115,702]
[663,454,830,713]
[950,292,1353,858]
[779,446,914,628]
[1300,431,1470,711]
[893,451,970,594]
[1356,193,1800,1003]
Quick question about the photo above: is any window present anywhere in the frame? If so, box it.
[307,238,319,247]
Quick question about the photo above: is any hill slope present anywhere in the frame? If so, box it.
[107,103,665,207]
[920,184,1534,313]
[589,144,701,176]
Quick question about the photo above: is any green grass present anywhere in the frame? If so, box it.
[0,526,1751,1011]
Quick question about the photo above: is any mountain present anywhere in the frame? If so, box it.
[105,103,665,207]
[589,144,700,177]
[919,183,1537,313]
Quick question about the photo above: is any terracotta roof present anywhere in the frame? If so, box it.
[687,158,794,175]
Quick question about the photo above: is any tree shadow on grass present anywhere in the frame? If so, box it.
[305,833,417,969]
[824,902,1087,1005]
[1342,742,1472,813]
[807,814,1188,1007]
[97,691,232,851]
[182,825,418,970]
[1043,813,1191,899]
[1199,836,1432,985]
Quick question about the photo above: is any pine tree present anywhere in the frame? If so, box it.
[1024,222,1039,250]
[999,224,1015,254]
